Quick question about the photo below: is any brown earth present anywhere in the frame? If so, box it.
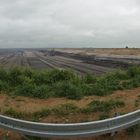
[0,87,140,123]
[0,87,140,139]
[56,48,140,56]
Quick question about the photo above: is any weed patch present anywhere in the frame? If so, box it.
[1,66,140,99]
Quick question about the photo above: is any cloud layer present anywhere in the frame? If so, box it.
[0,0,140,48]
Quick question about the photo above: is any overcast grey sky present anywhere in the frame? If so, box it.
[0,0,140,48]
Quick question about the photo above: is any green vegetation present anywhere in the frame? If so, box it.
[33,108,51,119]
[4,108,24,119]
[80,99,125,114]
[3,99,124,120]
[127,124,140,136]
[99,113,110,120]
[1,66,140,99]
[52,103,79,116]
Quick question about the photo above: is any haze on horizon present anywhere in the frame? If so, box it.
[0,0,140,48]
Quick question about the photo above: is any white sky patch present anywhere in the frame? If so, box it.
[0,0,140,48]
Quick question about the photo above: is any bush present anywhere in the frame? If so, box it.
[84,74,97,84]
[0,69,8,81]
[8,67,23,86]
[89,74,121,96]
[22,68,34,79]
[14,83,35,97]
[33,85,51,98]
[127,65,140,77]
[52,81,83,99]
[43,70,75,84]
[87,100,125,113]
[112,70,129,80]
[1,66,140,99]
[80,84,94,96]
[15,84,51,99]
[0,80,9,91]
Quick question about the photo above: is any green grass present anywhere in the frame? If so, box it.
[80,99,125,114]
[2,100,125,121]
[52,103,79,116]
[33,108,51,121]
[1,65,140,99]
[4,108,24,119]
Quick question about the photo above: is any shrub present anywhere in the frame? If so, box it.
[33,85,51,98]
[0,80,9,91]
[0,69,8,81]
[80,84,94,96]
[8,67,23,86]
[127,65,140,77]
[15,84,51,99]
[113,70,129,80]
[90,74,120,96]
[22,68,35,79]
[87,100,125,113]
[14,83,35,97]
[44,70,75,84]
[1,66,140,99]
[52,81,83,99]
[84,74,97,84]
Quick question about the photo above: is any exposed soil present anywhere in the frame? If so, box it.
[0,48,140,139]
[0,87,140,123]
[55,48,140,56]
[0,86,140,140]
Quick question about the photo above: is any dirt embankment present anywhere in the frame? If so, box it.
[0,87,140,139]
[56,48,140,56]
[0,87,140,123]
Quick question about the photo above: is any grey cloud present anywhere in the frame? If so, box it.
[0,0,140,48]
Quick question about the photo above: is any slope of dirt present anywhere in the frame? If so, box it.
[0,87,140,123]
[0,87,140,140]
[56,48,140,56]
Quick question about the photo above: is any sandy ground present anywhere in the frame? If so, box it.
[0,87,140,139]
[56,48,140,57]
[0,87,140,123]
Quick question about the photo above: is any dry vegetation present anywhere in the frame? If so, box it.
[0,58,140,139]
[56,48,140,56]
[0,87,140,123]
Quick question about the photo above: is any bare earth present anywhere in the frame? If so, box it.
[55,48,140,56]
[0,87,140,140]
[0,48,140,139]
[0,87,140,123]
